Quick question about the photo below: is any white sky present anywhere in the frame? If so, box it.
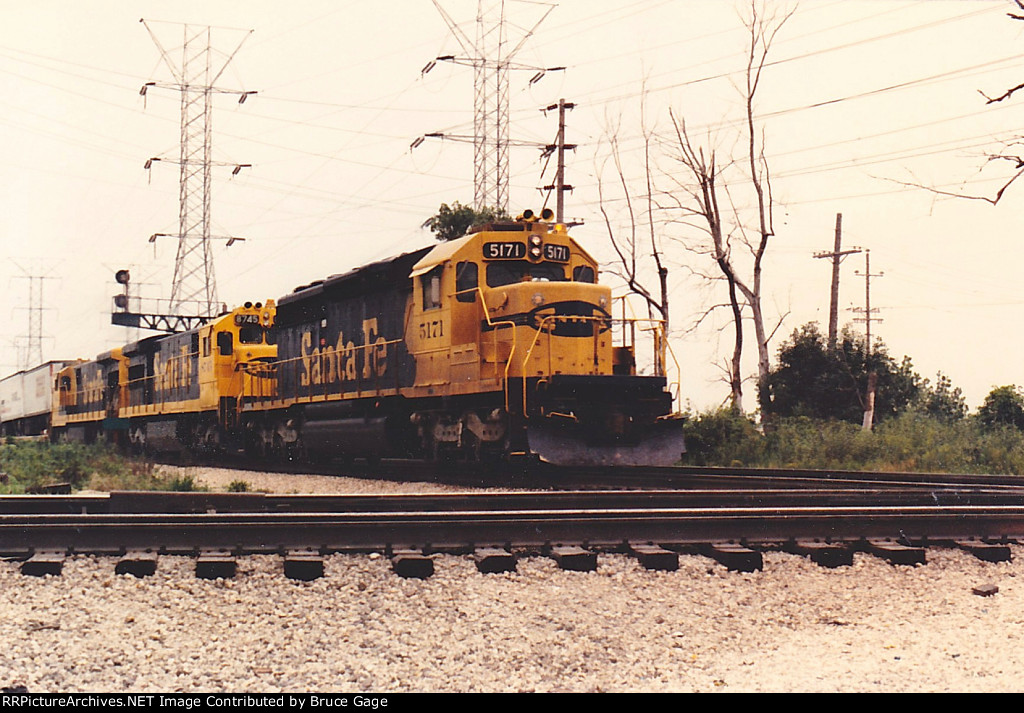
[2,0,1024,412]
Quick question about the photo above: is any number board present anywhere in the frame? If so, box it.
[483,242,526,260]
[544,244,570,263]
[235,314,261,326]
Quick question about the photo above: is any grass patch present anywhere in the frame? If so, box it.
[682,409,1024,475]
[0,440,209,493]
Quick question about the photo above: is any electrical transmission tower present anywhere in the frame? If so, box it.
[134,20,254,328]
[425,1,558,212]
[11,264,57,369]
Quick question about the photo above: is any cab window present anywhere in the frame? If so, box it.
[217,331,234,356]
[422,266,443,310]
[455,262,478,303]
[486,261,566,287]
[573,265,596,283]
[239,326,264,344]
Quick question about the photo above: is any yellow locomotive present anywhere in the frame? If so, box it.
[46,213,682,466]
[239,212,684,466]
[51,301,276,451]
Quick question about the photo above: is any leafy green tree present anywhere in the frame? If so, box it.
[977,385,1024,431]
[762,322,919,425]
[422,202,509,242]
[914,372,967,423]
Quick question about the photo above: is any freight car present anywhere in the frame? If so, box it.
[50,301,276,450]
[237,213,684,466]
[0,361,74,437]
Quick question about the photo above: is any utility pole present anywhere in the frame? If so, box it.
[852,249,884,432]
[813,213,861,352]
[852,249,884,353]
[425,1,558,212]
[541,98,576,223]
[136,20,254,327]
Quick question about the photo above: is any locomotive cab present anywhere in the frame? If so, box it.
[405,213,684,465]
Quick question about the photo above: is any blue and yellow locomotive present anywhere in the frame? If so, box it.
[51,302,276,451]
[44,213,683,466]
[239,213,684,466]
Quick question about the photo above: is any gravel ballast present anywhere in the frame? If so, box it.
[2,467,1022,693]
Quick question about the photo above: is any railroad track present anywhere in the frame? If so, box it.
[209,454,1024,491]
[4,487,1024,580]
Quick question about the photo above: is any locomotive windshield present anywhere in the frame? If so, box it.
[486,262,566,287]
[238,325,266,344]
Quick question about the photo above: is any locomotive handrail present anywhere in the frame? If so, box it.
[473,286,518,413]
[237,337,405,408]
[611,294,681,407]
[520,312,677,418]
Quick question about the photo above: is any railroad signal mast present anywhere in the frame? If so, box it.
[114,20,254,333]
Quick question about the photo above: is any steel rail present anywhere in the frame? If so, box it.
[206,455,1024,492]
[2,487,1024,515]
[3,503,1024,555]
[549,463,1024,490]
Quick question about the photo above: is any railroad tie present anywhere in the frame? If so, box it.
[864,540,926,566]
[955,541,1012,563]
[550,545,597,572]
[786,541,853,568]
[195,549,237,580]
[473,547,517,574]
[628,543,679,571]
[20,550,65,577]
[115,550,159,578]
[701,544,763,572]
[391,549,434,579]
[283,549,325,581]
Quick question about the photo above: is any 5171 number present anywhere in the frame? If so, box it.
[419,320,444,339]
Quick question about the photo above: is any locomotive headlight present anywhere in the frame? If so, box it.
[599,295,608,309]
[528,234,543,261]
[532,293,545,306]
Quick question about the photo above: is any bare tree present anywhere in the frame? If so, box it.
[668,115,746,409]
[898,2,1024,205]
[595,91,669,329]
[663,1,792,412]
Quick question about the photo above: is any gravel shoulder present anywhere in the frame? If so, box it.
[3,466,1021,693]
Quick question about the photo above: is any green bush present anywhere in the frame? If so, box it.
[681,408,1024,475]
[682,408,764,466]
